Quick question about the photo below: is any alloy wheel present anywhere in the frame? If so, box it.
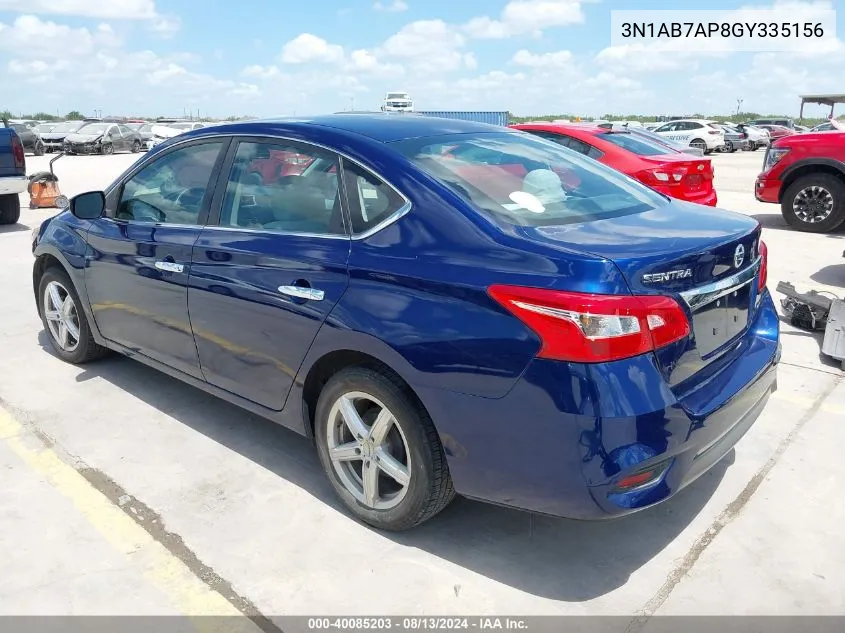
[690,139,706,151]
[326,391,411,510]
[793,185,834,223]
[43,281,81,352]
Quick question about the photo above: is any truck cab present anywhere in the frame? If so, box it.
[382,92,413,113]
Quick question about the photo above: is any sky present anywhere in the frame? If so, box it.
[0,0,843,119]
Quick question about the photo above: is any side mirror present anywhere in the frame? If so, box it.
[70,191,105,220]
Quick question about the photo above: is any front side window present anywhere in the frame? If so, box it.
[116,141,223,224]
[219,141,344,235]
[393,132,665,228]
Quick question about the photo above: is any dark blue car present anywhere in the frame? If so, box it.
[32,115,780,530]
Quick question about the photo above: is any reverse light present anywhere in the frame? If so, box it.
[758,240,768,291]
[488,285,691,363]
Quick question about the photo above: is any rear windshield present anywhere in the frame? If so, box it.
[599,132,674,156]
[392,132,665,227]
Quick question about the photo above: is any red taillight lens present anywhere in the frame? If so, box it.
[11,135,25,170]
[707,129,721,135]
[488,285,691,363]
[758,240,768,291]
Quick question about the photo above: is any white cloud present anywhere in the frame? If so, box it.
[511,49,573,68]
[242,64,281,79]
[381,20,467,72]
[280,33,344,64]
[373,0,408,12]
[148,14,181,38]
[0,0,157,19]
[464,0,586,39]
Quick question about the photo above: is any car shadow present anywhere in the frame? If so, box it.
[751,213,845,237]
[39,331,732,602]
[810,265,845,289]
[0,222,31,234]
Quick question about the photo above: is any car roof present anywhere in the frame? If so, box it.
[513,122,605,134]
[210,114,506,143]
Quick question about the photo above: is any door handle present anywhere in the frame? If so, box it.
[155,260,184,273]
[278,285,325,301]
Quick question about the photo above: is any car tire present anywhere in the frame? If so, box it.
[781,173,845,233]
[34,141,45,156]
[725,140,735,153]
[37,267,110,364]
[101,143,114,155]
[0,194,21,225]
[131,140,140,153]
[314,365,455,531]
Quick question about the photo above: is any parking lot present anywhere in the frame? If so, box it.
[1,150,844,625]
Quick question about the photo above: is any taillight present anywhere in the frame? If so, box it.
[758,240,768,291]
[488,285,690,363]
[11,134,25,170]
[637,168,684,187]
[707,129,721,135]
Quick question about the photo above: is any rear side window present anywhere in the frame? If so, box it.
[600,132,674,156]
[525,131,603,160]
[341,161,407,235]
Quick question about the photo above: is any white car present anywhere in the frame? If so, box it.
[735,123,770,149]
[382,91,414,113]
[652,119,725,154]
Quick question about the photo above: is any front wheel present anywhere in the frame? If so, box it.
[101,142,114,155]
[315,366,455,530]
[724,140,735,153]
[34,141,45,156]
[38,268,110,363]
[781,173,845,233]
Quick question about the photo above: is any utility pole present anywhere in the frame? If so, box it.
[736,97,743,117]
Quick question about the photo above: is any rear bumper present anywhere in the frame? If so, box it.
[420,291,780,520]
[0,176,28,196]
[657,186,717,207]
[755,174,780,203]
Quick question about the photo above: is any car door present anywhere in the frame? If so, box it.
[84,138,228,378]
[117,125,133,150]
[187,137,352,410]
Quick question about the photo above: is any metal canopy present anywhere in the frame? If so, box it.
[799,94,845,120]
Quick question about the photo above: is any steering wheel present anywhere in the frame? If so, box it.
[173,187,205,207]
[124,199,166,223]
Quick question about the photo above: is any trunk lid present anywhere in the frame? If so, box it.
[638,154,714,197]
[522,200,763,391]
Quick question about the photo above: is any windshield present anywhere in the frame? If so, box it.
[599,132,676,156]
[51,121,83,133]
[78,123,110,134]
[392,132,665,227]
[170,122,194,130]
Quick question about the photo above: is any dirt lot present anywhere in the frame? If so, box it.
[1,149,843,626]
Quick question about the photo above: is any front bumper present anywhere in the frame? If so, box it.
[0,176,28,196]
[755,174,780,203]
[418,291,780,520]
[64,143,101,155]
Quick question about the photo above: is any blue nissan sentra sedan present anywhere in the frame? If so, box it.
[32,114,780,530]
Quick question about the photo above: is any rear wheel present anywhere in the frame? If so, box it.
[781,173,845,233]
[131,140,140,153]
[690,138,707,152]
[724,140,735,153]
[314,366,455,530]
[37,268,109,363]
[34,141,45,156]
[0,194,21,225]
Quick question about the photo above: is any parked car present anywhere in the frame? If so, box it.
[41,120,90,153]
[32,115,779,530]
[3,121,45,155]
[126,122,154,150]
[512,122,717,205]
[809,119,845,133]
[755,130,845,232]
[747,118,795,129]
[735,123,770,150]
[63,123,143,155]
[756,124,796,140]
[0,125,26,224]
[714,124,752,153]
[652,119,725,154]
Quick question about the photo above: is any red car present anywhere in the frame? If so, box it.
[511,123,717,206]
[757,124,795,140]
[755,130,845,232]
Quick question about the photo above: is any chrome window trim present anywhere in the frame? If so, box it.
[105,131,412,240]
[679,256,761,311]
